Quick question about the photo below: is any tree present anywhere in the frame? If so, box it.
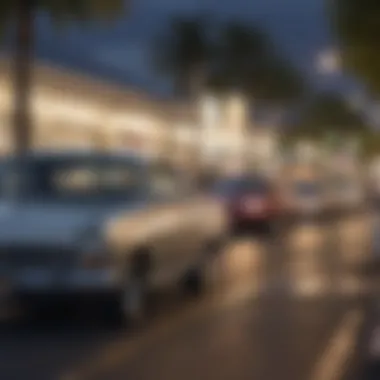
[155,17,306,174]
[331,0,380,95]
[154,15,215,179]
[247,56,305,105]
[208,22,305,105]
[156,18,305,105]
[1,0,125,154]
[208,23,270,93]
[155,15,212,99]
[289,92,369,142]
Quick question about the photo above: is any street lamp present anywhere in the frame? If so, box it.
[316,48,341,76]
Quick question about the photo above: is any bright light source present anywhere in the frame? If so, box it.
[225,93,247,133]
[33,93,102,126]
[316,48,341,75]
[199,94,219,131]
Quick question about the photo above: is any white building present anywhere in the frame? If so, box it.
[0,60,279,176]
[0,59,199,162]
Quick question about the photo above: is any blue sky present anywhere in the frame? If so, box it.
[20,0,358,98]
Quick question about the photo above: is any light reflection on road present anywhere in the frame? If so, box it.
[335,214,373,266]
[288,224,324,252]
[286,224,327,296]
[0,211,377,380]
[214,212,374,300]
[215,238,265,306]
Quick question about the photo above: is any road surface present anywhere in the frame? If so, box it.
[0,211,378,380]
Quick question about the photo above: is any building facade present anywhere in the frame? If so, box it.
[0,61,279,175]
[0,60,199,161]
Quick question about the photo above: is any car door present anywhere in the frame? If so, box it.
[147,171,194,286]
[182,187,227,265]
[171,188,208,271]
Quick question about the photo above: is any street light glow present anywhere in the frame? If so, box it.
[316,48,341,75]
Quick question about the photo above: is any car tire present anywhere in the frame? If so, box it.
[123,278,148,322]
[115,249,152,327]
[110,278,148,328]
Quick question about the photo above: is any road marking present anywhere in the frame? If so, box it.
[310,309,364,380]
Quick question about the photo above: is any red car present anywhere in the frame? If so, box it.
[215,176,282,234]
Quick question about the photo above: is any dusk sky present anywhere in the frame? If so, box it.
[27,0,351,93]
[0,0,358,104]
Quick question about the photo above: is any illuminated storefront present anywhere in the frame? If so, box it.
[0,62,198,159]
[0,62,279,175]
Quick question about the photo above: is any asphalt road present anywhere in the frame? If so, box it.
[0,210,378,380]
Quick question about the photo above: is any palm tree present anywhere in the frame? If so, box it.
[154,15,213,180]
[209,23,271,93]
[209,22,305,105]
[156,18,305,104]
[207,22,305,170]
[155,18,305,176]
[155,15,212,100]
[285,91,370,152]
[3,0,125,154]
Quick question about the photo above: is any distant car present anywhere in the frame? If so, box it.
[286,180,326,217]
[214,176,282,234]
[0,151,228,324]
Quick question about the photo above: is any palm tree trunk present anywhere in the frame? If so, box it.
[13,0,34,155]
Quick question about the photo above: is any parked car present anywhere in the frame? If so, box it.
[214,175,282,234]
[0,151,228,324]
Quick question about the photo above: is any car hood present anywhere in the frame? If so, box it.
[0,200,144,247]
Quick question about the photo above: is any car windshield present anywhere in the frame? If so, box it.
[0,155,146,202]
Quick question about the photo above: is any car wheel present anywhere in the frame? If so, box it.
[122,279,147,322]
[110,278,148,328]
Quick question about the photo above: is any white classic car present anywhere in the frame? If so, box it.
[0,151,227,323]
